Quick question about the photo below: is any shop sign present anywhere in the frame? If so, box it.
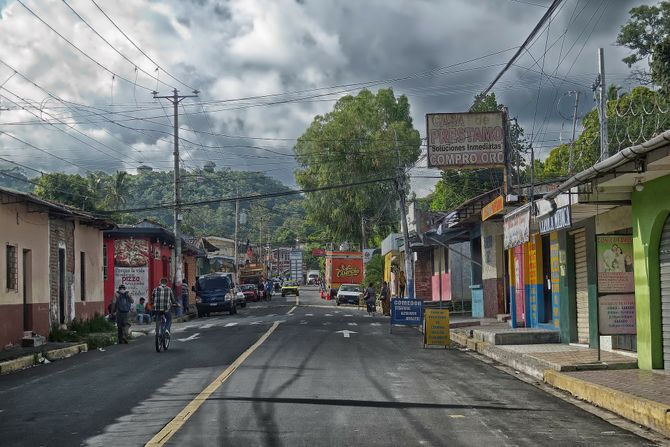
[482,195,504,221]
[598,294,636,335]
[312,248,326,257]
[424,309,450,347]
[391,299,424,326]
[596,235,634,293]
[504,205,530,249]
[363,249,375,264]
[113,239,150,299]
[538,205,571,234]
[426,112,505,169]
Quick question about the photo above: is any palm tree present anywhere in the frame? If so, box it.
[106,171,130,210]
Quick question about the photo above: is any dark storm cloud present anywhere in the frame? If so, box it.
[0,0,657,193]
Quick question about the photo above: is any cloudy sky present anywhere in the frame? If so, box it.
[0,0,653,196]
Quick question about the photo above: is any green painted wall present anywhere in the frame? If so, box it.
[632,174,670,369]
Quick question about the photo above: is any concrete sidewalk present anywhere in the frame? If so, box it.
[450,324,670,438]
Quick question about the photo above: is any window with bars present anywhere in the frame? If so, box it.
[6,244,17,291]
[80,252,86,301]
[103,245,107,281]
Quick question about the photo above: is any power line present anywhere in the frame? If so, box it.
[89,0,197,92]
[15,0,154,92]
[476,0,565,104]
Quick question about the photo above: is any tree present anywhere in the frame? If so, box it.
[34,173,97,211]
[294,88,421,244]
[105,171,130,210]
[617,2,670,89]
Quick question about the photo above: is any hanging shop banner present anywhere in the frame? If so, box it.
[426,112,505,169]
[482,195,504,221]
[598,294,636,335]
[504,205,530,249]
[424,309,450,347]
[539,205,572,234]
[113,239,150,299]
[391,298,424,326]
[596,235,634,293]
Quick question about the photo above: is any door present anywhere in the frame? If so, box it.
[23,249,32,332]
[58,248,66,325]
[659,215,670,368]
[572,229,589,344]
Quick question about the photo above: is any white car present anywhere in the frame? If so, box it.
[336,284,362,306]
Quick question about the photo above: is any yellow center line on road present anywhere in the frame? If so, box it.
[287,305,297,315]
[145,321,281,447]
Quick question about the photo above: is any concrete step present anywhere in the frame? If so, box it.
[472,328,560,345]
[496,314,511,322]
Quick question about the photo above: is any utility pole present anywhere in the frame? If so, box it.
[394,131,414,299]
[568,90,580,174]
[361,216,366,250]
[153,88,198,297]
[597,48,608,161]
[234,194,240,284]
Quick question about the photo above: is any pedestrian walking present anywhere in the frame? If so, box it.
[111,284,134,344]
[398,270,407,299]
[380,281,390,316]
[181,279,189,315]
[364,282,376,316]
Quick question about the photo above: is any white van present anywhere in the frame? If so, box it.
[307,270,320,285]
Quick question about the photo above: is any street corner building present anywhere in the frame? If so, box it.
[0,187,112,349]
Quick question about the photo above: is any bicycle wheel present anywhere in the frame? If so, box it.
[155,320,163,352]
[162,329,170,351]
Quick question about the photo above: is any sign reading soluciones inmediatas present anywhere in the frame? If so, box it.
[426,111,505,169]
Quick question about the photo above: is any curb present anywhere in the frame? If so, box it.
[544,369,670,437]
[0,343,88,375]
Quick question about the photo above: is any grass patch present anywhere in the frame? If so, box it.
[49,314,116,349]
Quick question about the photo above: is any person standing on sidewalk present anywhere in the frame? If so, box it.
[151,278,179,333]
[398,270,407,299]
[379,281,390,316]
[111,285,134,344]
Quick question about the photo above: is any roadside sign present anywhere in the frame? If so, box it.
[424,309,450,347]
[391,299,423,326]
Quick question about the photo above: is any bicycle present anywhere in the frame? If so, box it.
[155,311,171,352]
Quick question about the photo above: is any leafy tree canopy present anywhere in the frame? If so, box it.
[294,88,421,244]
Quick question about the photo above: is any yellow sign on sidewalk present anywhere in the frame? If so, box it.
[424,309,450,347]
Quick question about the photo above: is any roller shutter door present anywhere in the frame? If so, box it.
[573,229,589,344]
[659,216,670,369]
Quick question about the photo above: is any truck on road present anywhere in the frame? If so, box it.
[325,251,364,298]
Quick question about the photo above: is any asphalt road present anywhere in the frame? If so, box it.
[0,287,656,446]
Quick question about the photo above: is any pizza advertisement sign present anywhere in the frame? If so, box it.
[114,239,150,300]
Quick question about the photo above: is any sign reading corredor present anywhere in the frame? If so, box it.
[426,111,505,169]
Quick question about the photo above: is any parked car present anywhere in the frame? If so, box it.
[232,286,246,308]
[240,283,260,302]
[281,281,300,297]
[336,284,362,306]
[194,273,237,317]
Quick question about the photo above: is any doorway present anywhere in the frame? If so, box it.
[23,249,32,332]
[541,235,552,323]
[58,248,66,325]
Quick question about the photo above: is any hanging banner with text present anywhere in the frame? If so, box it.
[598,294,636,335]
[539,205,571,234]
[504,205,530,249]
[596,235,634,293]
[426,112,505,169]
[482,195,504,221]
[424,309,450,347]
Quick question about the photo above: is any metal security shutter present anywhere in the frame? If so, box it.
[659,216,670,369]
[573,229,589,344]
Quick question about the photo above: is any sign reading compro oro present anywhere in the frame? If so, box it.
[427,112,505,169]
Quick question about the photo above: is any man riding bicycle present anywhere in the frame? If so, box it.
[151,277,179,333]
